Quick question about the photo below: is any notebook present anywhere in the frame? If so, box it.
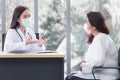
[8,50,57,53]
[33,50,57,53]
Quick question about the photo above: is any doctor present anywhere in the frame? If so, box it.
[4,6,48,53]
[66,11,119,79]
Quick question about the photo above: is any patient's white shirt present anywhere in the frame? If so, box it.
[74,33,119,79]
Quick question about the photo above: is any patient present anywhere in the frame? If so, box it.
[66,11,119,80]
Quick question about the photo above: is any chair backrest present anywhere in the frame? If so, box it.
[35,33,39,39]
[118,47,120,78]
[2,33,6,51]
[118,48,120,67]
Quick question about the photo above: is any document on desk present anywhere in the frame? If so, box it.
[33,50,57,53]
[7,50,57,54]
[8,50,29,53]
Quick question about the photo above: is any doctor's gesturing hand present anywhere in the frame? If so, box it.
[37,34,49,47]
[25,34,48,47]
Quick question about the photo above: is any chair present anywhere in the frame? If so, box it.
[35,33,39,39]
[92,48,120,79]
[2,33,6,51]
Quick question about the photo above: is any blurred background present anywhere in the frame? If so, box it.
[0,0,120,77]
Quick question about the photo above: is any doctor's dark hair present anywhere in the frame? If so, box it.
[86,11,110,44]
[10,6,29,29]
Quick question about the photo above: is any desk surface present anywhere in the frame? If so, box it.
[0,53,65,58]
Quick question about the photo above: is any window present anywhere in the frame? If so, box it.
[38,0,66,51]
[101,0,120,47]
[0,0,2,50]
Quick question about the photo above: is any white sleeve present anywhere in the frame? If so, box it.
[4,30,27,52]
[82,37,107,74]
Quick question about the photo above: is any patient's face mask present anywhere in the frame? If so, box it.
[83,23,91,33]
[21,18,31,28]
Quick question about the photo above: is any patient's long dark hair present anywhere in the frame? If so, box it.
[87,11,110,44]
[10,6,29,29]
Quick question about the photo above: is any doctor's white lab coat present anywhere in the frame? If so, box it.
[4,28,45,53]
[73,33,119,79]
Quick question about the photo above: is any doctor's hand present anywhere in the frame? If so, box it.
[25,37,39,45]
[37,34,48,47]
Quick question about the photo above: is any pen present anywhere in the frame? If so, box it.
[28,33,32,39]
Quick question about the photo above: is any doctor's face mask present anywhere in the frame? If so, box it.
[22,18,31,28]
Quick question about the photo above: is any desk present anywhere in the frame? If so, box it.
[0,53,64,80]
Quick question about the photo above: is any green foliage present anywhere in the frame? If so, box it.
[39,0,65,50]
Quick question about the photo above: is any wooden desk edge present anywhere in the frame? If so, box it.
[0,53,65,58]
